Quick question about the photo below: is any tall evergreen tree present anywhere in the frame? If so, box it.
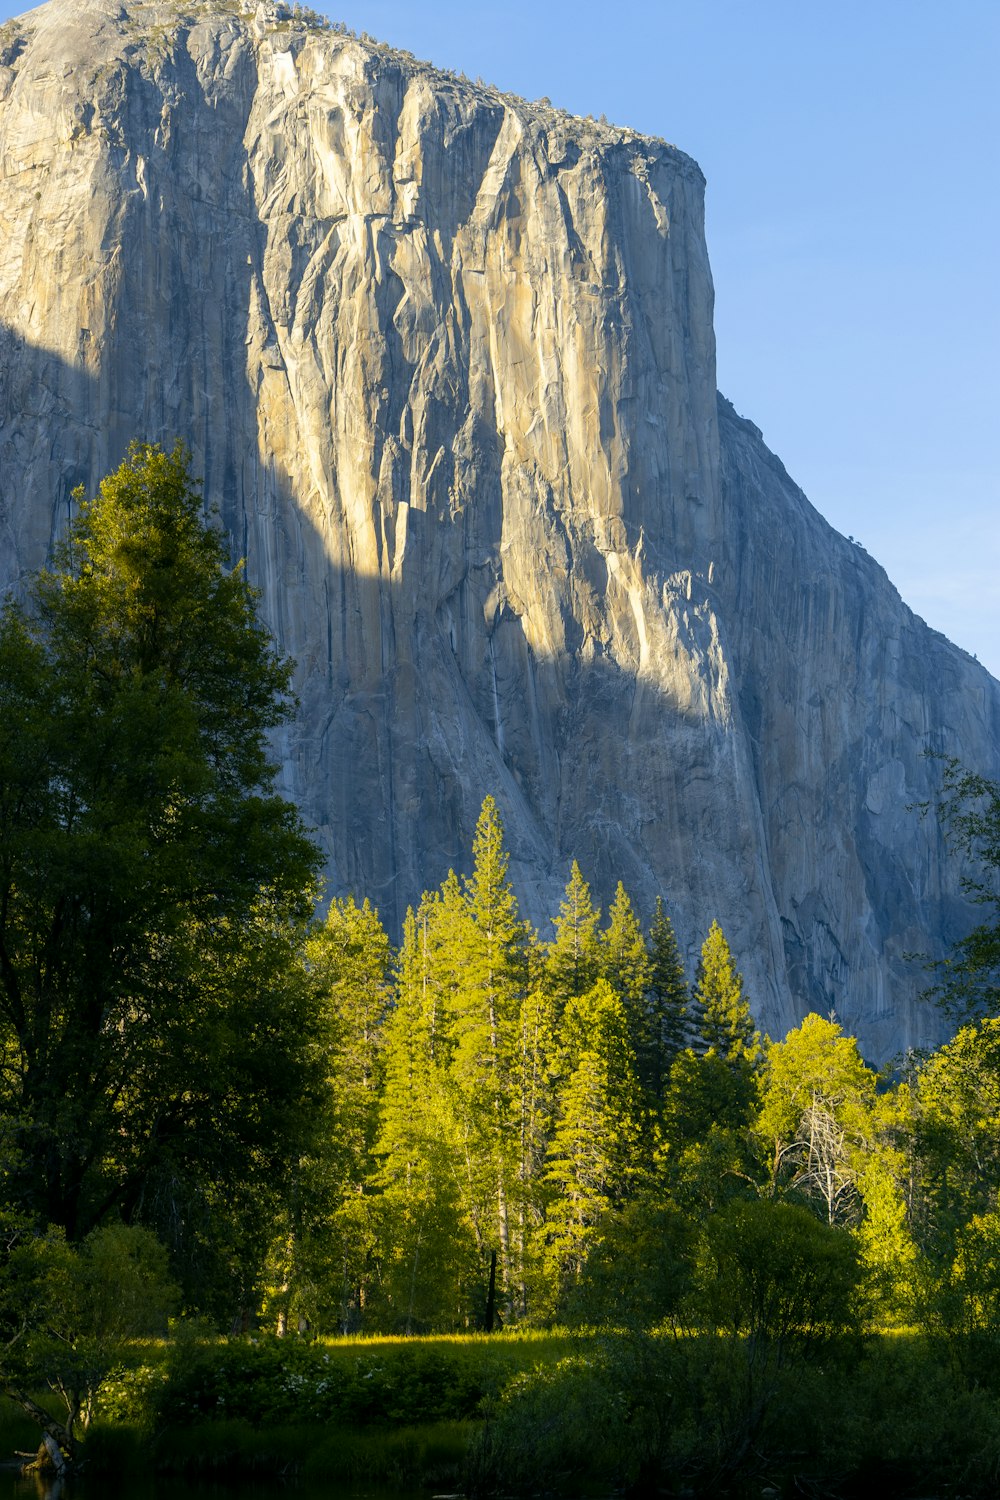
[512,955,558,1318]
[447,798,527,1314]
[391,801,529,1321]
[376,905,474,1331]
[601,882,653,1064]
[543,979,642,1306]
[691,920,759,1063]
[646,897,690,1102]
[545,860,602,1012]
[660,922,759,1214]
[295,896,391,1331]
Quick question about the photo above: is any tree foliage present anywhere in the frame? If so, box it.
[691,920,759,1063]
[0,442,320,1260]
[757,1014,877,1224]
[3,498,997,1367]
[0,1217,177,1460]
[926,761,1000,1021]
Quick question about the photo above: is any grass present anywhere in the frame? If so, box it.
[15,1328,1000,1494]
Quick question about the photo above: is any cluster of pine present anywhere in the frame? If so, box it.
[2,442,999,1360]
[278,796,1000,1342]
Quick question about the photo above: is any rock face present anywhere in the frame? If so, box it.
[0,0,997,1056]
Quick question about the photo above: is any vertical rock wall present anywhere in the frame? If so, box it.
[0,0,996,1054]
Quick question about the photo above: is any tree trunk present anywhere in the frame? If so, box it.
[4,1386,75,1470]
[484,1247,498,1333]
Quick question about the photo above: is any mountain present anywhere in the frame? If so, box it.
[1,0,996,1056]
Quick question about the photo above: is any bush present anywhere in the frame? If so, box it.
[465,1354,627,1496]
[151,1332,571,1432]
[694,1197,862,1349]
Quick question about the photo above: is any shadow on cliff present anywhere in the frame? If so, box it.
[0,318,986,1052]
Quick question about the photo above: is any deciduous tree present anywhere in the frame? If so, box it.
[0,443,319,1269]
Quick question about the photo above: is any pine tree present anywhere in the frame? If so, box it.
[545,860,602,1012]
[692,920,759,1063]
[512,953,558,1318]
[646,896,690,1102]
[0,441,319,1291]
[404,799,529,1322]
[543,979,642,1305]
[602,882,653,1054]
[265,897,392,1334]
[308,896,391,1170]
[375,905,475,1332]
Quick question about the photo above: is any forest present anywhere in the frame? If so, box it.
[2,444,1000,1493]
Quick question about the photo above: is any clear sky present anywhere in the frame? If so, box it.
[3,0,998,676]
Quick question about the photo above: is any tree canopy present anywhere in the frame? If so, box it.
[0,442,320,1254]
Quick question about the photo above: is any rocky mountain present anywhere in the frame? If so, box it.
[0,0,996,1056]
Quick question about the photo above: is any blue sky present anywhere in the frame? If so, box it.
[4,0,998,675]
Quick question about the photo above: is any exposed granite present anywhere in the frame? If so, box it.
[0,0,996,1055]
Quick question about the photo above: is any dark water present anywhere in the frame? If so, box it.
[0,1475,429,1500]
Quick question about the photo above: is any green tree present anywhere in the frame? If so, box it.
[267,897,392,1334]
[0,1218,178,1468]
[912,1018,1000,1254]
[756,1014,877,1225]
[924,1209,1000,1376]
[543,979,642,1305]
[0,443,320,1273]
[572,1194,693,1329]
[694,1197,862,1348]
[659,924,758,1215]
[659,1047,758,1213]
[601,884,653,1092]
[853,1101,920,1325]
[375,902,476,1332]
[545,861,602,1012]
[691,1197,862,1476]
[645,896,690,1105]
[444,797,528,1319]
[925,761,1000,1021]
[511,969,557,1320]
[691,921,759,1063]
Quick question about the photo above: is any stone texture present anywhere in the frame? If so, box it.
[0,0,997,1056]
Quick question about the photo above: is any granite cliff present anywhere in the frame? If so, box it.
[0,0,996,1055]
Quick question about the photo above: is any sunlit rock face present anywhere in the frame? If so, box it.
[1,0,997,1056]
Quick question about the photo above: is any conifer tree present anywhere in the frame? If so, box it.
[692,920,759,1063]
[646,896,690,1102]
[658,922,759,1213]
[545,860,602,1012]
[601,882,653,1060]
[0,441,319,1299]
[512,960,558,1318]
[266,897,391,1333]
[308,896,391,1169]
[376,905,474,1331]
[428,799,528,1317]
[543,978,642,1304]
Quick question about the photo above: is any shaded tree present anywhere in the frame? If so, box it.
[645,896,690,1105]
[0,1218,177,1469]
[925,761,1000,1022]
[266,897,392,1334]
[601,884,653,1103]
[0,443,320,1272]
[543,979,642,1305]
[375,905,476,1332]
